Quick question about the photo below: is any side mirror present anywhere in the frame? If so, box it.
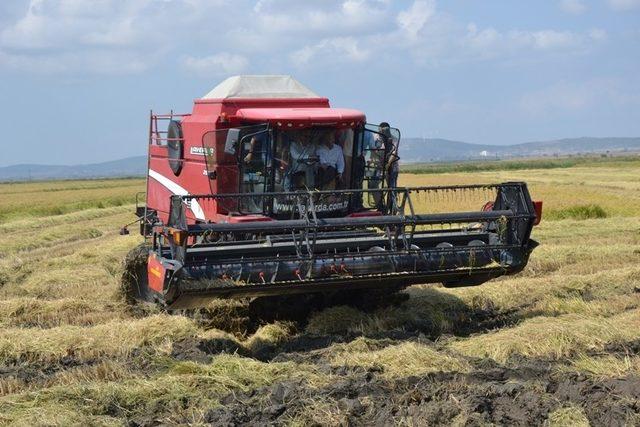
[224,128,241,155]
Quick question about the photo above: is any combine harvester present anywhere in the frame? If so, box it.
[124,75,542,309]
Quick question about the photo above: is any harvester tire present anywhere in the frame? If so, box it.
[442,274,491,288]
[121,242,153,305]
[326,286,408,310]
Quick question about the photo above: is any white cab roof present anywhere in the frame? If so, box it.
[201,75,320,100]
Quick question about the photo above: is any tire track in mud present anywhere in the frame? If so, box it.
[3,289,639,426]
[159,291,640,427]
[200,346,640,427]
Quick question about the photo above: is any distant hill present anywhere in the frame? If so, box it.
[0,156,147,182]
[400,137,640,162]
[1,137,639,181]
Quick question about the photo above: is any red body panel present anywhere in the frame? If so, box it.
[147,254,166,292]
[533,201,543,225]
[236,107,365,124]
[146,96,366,226]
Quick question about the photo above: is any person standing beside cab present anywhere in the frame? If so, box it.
[378,122,399,189]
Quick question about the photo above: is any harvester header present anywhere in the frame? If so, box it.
[125,75,541,309]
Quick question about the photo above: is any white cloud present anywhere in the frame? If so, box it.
[589,28,608,42]
[514,30,580,50]
[291,37,370,67]
[397,0,436,40]
[183,53,249,76]
[465,24,500,50]
[523,28,606,50]
[398,2,604,66]
[608,0,640,10]
[251,0,388,37]
[0,0,151,50]
[0,0,227,74]
[560,0,586,14]
[460,26,606,62]
[0,0,613,75]
[229,0,390,66]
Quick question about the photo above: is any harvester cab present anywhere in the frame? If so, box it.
[126,75,541,309]
[202,122,397,218]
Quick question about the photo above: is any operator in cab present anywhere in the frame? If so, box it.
[316,132,345,190]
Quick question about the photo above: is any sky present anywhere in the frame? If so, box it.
[0,0,639,166]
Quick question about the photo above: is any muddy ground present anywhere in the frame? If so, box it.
[127,295,640,427]
[204,355,640,427]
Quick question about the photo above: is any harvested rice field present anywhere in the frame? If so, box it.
[0,160,639,426]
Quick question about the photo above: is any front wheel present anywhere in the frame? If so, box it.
[442,273,491,288]
[121,243,154,304]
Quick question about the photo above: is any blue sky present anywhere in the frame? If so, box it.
[0,0,638,166]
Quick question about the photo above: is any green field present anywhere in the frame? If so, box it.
[402,154,640,174]
[0,161,639,425]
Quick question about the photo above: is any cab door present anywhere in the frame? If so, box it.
[201,123,270,215]
[237,125,271,214]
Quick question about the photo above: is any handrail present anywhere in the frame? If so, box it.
[178,182,520,200]
[182,209,516,234]
[149,112,190,146]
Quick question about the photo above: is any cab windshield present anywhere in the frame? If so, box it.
[237,125,391,215]
[272,128,354,192]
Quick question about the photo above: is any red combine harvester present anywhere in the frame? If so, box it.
[125,75,541,309]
